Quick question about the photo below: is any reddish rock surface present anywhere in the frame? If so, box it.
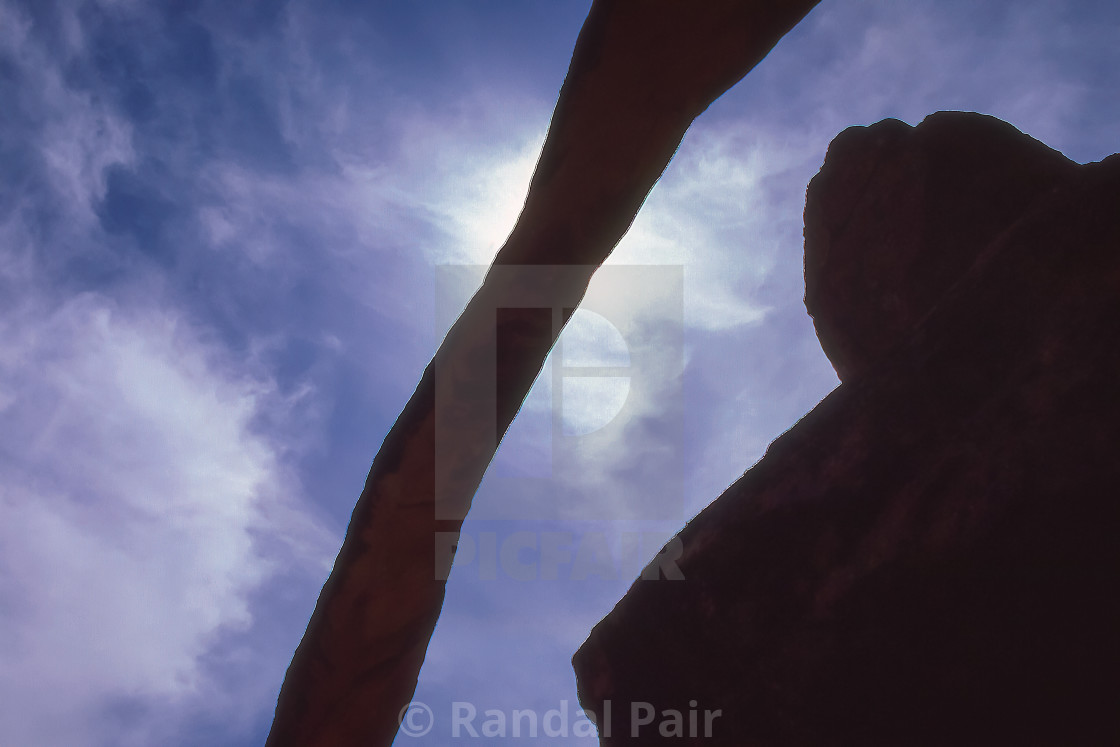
[265,2,821,745]
[573,112,1120,745]
[804,112,1075,382]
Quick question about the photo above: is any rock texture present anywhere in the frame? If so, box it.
[573,112,1120,745]
[265,2,821,745]
[804,113,1075,382]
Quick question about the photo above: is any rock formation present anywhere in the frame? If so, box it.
[573,111,1120,745]
[804,113,1076,382]
[265,2,821,745]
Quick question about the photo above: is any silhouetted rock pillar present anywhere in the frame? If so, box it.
[573,112,1120,745]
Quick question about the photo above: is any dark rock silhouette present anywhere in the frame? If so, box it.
[265,1,820,745]
[804,112,1075,382]
[573,112,1120,745]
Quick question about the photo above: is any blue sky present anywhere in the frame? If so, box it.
[0,1,1117,745]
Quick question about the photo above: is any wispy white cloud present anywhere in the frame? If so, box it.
[336,103,548,268]
[767,0,1104,159]
[0,291,333,747]
[606,123,804,332]
[1,7,334,739]
[0,2,135,226]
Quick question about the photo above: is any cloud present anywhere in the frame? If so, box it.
[0,288,334,746]
[333,100,549,269]
[758,0,1111,160]
[606,125,797,332]
[0,2,136,228]
[0,7,342,742]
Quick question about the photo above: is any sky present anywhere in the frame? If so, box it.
[0,0,1117,744]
